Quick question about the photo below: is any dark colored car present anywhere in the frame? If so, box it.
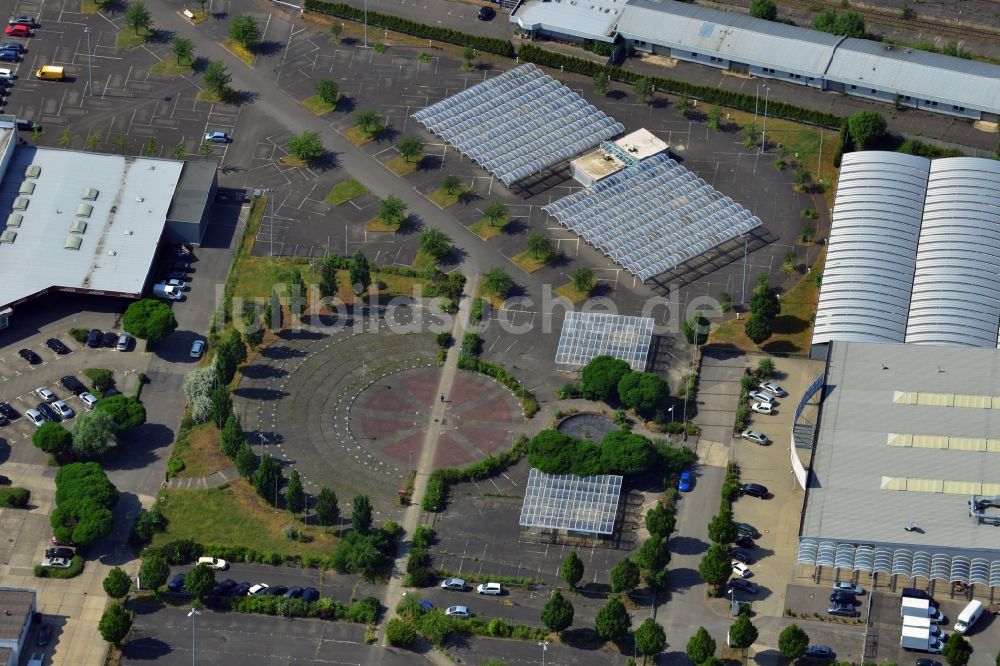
[737,523,760,539]
[166,271,190,281]
[0,42,26,53]
[734,535,755,549]
[803,645,834,659]
[170,261,193,272]
[211,579,237,596]
[60,376,87,396]
[265,585,289,596]
[477,5,495,20]
[0,413,7,426]
[86,329,102,348]
[739,483,769,498]
[35,622,51,647]
[45,547,74,559]
[728,578,759,594]
[103,387,121,398]
[0,474,10,485]
[0,50,18,63]
[18,348,41,364]
[0,402,18,420]
[829,591,857,605]
[729,548,752,564]
[915,660,942,666]
[100,331,117,348]
[284,586,303,598]
[15,119,37,132]
[45,338,70,354]
[36,402,59,422]
[167,573,188,593]
[301,587,319,602]
[231,582,252,596]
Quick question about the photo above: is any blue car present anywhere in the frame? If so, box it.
[167,573,187,593]
[0,49,18,62]
[300,587,319,602]
[678,470,693,492]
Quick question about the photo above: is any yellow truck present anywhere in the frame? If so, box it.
[35,65,64,81]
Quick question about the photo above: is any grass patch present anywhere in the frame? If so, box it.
[555,282,590,304]
[278,155,309,168]
[152,481,338,557]
[412,249,437,271]
[196,89,225,103]
[116,29,152,49]
[150,58,194,77]
[324,179,368,205]
[81,0,104,12]
[511,251,548,273]
[385,155,418,176]
[343,126,374,145]
[180,8,209,24]
[174,423,230,478]
[221,38,256,66]
[230,256,309,301]
[469,218,505,240]
[707,253,823,354]
[365,217,401,232]
[426,187,465,208]
[302,95,337,116]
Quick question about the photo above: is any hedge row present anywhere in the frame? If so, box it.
[34,554,85,579]
[304,0,516,57]
[515,45,842,129]
[146,539,329,570]
[422,436,529,511]
[457,356,539,416]
[222,594,379,623]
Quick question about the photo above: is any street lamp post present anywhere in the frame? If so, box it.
[759,86,771,154]
[363,0,368,48]
[668,405,675,424]
[538,640,549,665]
[84,27,93,97]
[187,607,201,666]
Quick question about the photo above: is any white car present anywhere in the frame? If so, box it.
[750,401,773,415]
[0,68,12,81]
[41,557,71,568]
[79,392,99,410]
[476,582,502,595]
[746,390,774,405]
[52,400,75,419]
[248,583,269,595]
[25,409,46,427]
[204,131,230,143]
[740,429,769,445]
[35,387,56,403]
[445,605,471,617]
[759,382,787,397]
[198,556,228,570]
[164,278,188,291]
[731,561,752,578]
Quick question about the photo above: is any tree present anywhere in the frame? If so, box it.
[71,410,118,458]
[943,633,973,666]
[581,356,631,402]
[482,267,513,299]
[617,372,669,415]
[123,299,178,345]
[728,613,758,650]
[708,508,737,544]
[234,443,259,479]
[103,567,131,599]
[316,79,339,105]
[287,131,324,163]
[171,36,194,64]
[813,10,866,37]
[847,110,887,150]
[593,70,610,96]
[397,136,424,163]
[635,537,671,572]
[611,558,640,594]
[95,394,146,432]
[315,486,340,526]
[634,77,653,104]
[744,313,772,344]
[184,366,215,423]
[286,469,305,514]
[98,602,133,646]
[635,617,666,659]
[329,22,343,42]
[349,250,372,296]
[645,503,675,539]
[749,0,777,20]
[219,413,244,459]
[682,314,710,345]
[33,422,72,456]
[419,228,452,262]
[698,543,732,588]
[707,106,723,132]
[267,288,282,331]
[442,174,462,195]
[462,46,475,68]
[749,281,780,320]
[527,231,555,261]
[595,597,631,642]
[352,494,373,534]
[541,590,574,632]
[203,61,231,96]
[230,14,261,51]
[139,553,169,591]
[483,200,507,226]
[253,454,282,505]
[356,110,380,136]
[51,463,117,545]
[686,627,717,664]
[571,267,594,294]
[319,255,340,298]
[386,618,417,648]
[778,624,809,660]
[560,551,584,590]
[171,141,186,159]
[184,563,216,599]
[209,386,232,430]
[124,0,152,35]
[379,195,408,226]
[757,357,775,378]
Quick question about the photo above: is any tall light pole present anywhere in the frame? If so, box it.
[759,86,771,154]
[267,189,275,257]
[538,640,549,665]
[84,27,93,97]
[741,234,749,305]
[363,0,368,48]
[668,405,675,424]
[187,607,201,666]
[752,83,759,139]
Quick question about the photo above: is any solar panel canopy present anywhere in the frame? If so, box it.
[520,468,623,535]
[555,311,654,371]
[543,154,762,281]
[411,63,624,186]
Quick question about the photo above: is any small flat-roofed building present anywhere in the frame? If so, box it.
[511,0,623,43]
[0,588,36,666]
[165,161,219,245]
[570,128,668,186]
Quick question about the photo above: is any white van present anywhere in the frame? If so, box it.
[954,599,983,634]
[903,615,942,637]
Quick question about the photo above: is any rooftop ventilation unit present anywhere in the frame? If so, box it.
[82,188,99,201]
[19,181,35,195]
[135,197,144,203]
[64,235,82,250]
[24,165,40,178]
[0,230,16,243]
[107,250,117,256]
[76,203,93,218]
[69,219,87,234]
[6,213,22,228]
[124,230,133,235]
[12,197,28,211]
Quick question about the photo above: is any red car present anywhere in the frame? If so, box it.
[5,24,29,37]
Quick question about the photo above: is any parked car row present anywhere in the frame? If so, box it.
[4,376,100,428]
[166,573,320,601]
[153,250,195,301]
[86,329,132,351]
[439,578,504,595]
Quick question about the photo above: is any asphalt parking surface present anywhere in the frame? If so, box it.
[166,562,359,605]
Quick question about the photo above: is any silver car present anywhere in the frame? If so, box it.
[740,429,769,445]
[747,390,774,405]
[52,400,75,419]
[440,578,465,591]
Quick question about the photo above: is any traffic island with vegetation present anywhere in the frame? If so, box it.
[426,174,469,208]
[324,179,368,205]
[468,200,510,240]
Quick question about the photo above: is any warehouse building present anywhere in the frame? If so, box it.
[0,588,36,666]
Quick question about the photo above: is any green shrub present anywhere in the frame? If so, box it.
[69,327,90,343]
[83,368,114,392]
[35,554,85,579]
[344,596,380,624]
[422,436,529,512]
[470,298,485,324]
[435,332,453,348]
[0,487,30,508]
[412,525,435,550]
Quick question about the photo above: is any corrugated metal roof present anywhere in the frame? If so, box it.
[906,158,1000,347]
[616,0,843,77]
[827,38,1000,113]
[801,341,1000,554]
[511,0,622,41]
[812,152,929,345]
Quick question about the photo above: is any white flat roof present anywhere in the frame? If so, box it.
[512,0,623,41]
[0,147,183,308]
[614,128,667,161]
